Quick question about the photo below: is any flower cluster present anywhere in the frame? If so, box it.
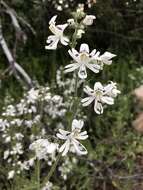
[0,78,88,181]
[29,139,58,160]
[0,86,70,178]
[45,11,120,158]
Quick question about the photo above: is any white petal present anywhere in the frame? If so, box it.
[68,49,79,62]
[60,140,70,156]
[57,24,68,31]
[101,52,116,59]
[83,15,96,26]
[101,96,114,105]
[112,89,121,97]
[59,141,66,152]
[86,63,100,73]
[84,86,94,95]
[64,63,79,73]
[72,139,88,155]
[94,100,103,114]
[78,65,87,79]
[104,82,120,97]
[71,119,79,131]
[99,52,116,65]
[94,82,104,91]
[90,49,96,57]
[60,36,69,46]
[78,120,84,129]
[59,129,70,136]
[77,133,88,140]
[79,131,87,136]
[45,36,59,50]
[93,51,100,59]
[80,44,89,53]
[104,83,113,93]
[49,24,61,36]
[49,15,57,25]
[56,133,67,140]
[72,119,84,131]
[81,97,94,106]
[46,35,55,43]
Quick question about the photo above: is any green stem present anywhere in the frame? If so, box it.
[74,80,86,117]
[74,72,78,98]
[68,72,78,130]
[37,159,40,190]
[42,153,61,188]
[71,19,78,48]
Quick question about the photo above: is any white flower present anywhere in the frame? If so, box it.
[5,136,11,143]
[2,105,16,116]
[83,15,96,26]
[42,181,53,190]
[27,88,39,104]
[81,82,120,114]
[0,119,9,131]
[98,52,116,66]
[18,161,30,171]
[16,100,27,115]
[29,139,58,160]
[65,43,101,79]
[10,119,23,127]
[104,81,121,98]
[15,133,24,141]
[57,119,88,156]
[8,170,15,179]
[4,150,10,160]
[12,143,23,155]
[45,15,69,50]
[25,120,33,128]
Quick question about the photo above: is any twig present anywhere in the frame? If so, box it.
[1,0,36,36]
[1,0,22,33]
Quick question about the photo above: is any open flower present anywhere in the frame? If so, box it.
[81,82,120,114]
[65,43,101,79]
[57,119,88,156]
[27,88,39,104]
[45,15,69,50]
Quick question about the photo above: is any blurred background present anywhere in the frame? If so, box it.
[0,0,143,189]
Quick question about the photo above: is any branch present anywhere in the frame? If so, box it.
[0,21,33,88]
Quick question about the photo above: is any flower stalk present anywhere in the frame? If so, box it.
[36,159,40,190]
[43,19,81,185]
[42,153,61,188]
